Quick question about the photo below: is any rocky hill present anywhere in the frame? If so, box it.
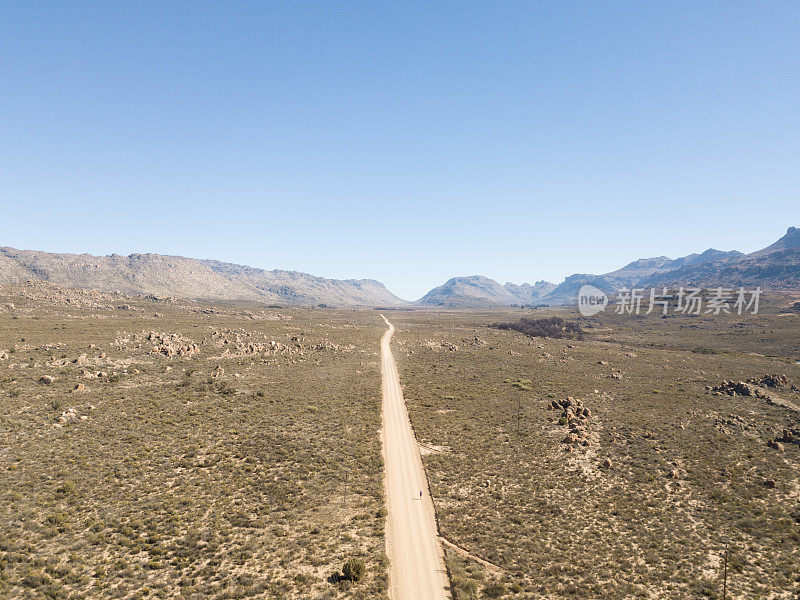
[541,249,744,305]
[3,227,797,309]
[415,227,799,308]
[0,247,406,307]
[415,276,555,307]
[749,226,800,258]
[542,228,799,305]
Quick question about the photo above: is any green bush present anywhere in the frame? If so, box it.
[482,581,506,598]
[341,558,366,582]
[22,569,47,588]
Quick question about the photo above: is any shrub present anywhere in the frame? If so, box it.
[22,569,47,588]
[482,581,506,598]
[489,317,583,340]
[55,481,77,498]
[341,558,366,582]
[692,347,718,354]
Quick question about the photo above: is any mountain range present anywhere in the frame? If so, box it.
[1,227,799,307]
[419,227,800,307]
[0,247,404,307]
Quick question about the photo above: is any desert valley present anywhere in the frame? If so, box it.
[0,227,799,599]
[3,3,799,599]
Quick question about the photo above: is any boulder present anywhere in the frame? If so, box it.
[767,439,785,451]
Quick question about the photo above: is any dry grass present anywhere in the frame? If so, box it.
[391,300,800,599]
[0,285,388,600]
[2,283,798,599]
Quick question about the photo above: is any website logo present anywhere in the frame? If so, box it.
[577,285,608,316]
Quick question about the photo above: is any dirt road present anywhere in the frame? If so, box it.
[380,316,450,600]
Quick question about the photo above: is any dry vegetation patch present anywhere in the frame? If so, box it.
[391,306,800,599]
[0,286,388,600]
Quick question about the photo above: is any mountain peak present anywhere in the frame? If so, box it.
[749,226,800,257]
[416,276,555,307]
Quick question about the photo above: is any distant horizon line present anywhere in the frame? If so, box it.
[1,225,794,302]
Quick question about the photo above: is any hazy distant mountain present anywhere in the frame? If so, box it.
[503,281,558,303]
[415,228,800,308]
[415,276,555,307]
[0,247,407,307]
[541,228,799,305]
[541,249,745,305]
[3,226,797,309]
[640,249,800,290]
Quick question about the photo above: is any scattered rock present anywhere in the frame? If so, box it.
[601,457,613,469]
[73,383,87,392]
[767,439,785,452]
[550,397,597,451]
[714,413,757,433]
[423,339,459,352]
[462,336,488,347]
[57,408,77,424]
[39,375,55,384]
[774,424,800,447]
[747,374,791,389]
[146,331,199,357]
[709,380,763,398]
[762,478,776,489]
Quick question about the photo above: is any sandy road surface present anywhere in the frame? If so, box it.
[380,316,450,600]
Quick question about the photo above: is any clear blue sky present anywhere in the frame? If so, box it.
[1,2,798,300]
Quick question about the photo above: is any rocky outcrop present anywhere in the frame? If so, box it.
[549,396,594,450]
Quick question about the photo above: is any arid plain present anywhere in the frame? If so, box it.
[0,283,798,599]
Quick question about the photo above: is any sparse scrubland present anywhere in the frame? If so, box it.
[0,284,388,600]
[1,283,799,599]
[393,296,800,599]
